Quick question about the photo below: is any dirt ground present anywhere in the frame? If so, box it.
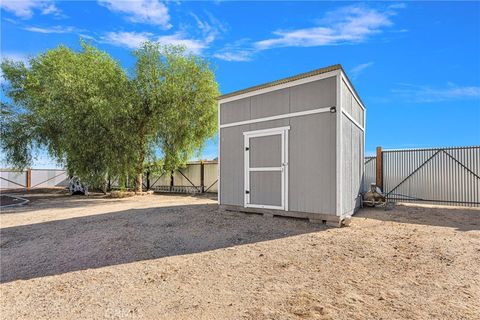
[1,190,479,320]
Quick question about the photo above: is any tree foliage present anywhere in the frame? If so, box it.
[1,40,219,191]
[130,43,218,189]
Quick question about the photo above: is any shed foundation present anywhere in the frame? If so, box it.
[220,205,349,227]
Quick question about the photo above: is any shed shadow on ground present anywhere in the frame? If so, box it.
[0,203,325,283]
[355,204,480,232]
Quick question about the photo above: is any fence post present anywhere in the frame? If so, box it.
[376,146,383,191]
[146,171,150,190]
[200,161,205,193]
[26,169,32,189]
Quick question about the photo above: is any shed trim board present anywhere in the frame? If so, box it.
[243,126,290,211]
[220,106,333,129]
[336,72,343,217]
[217,101,221,200]
[341,109,365,132]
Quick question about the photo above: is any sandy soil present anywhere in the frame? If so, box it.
[1,191,479,319]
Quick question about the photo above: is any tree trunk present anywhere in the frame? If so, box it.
[135,171,143,193]
[134,149,145,193]
[134,121,147,193]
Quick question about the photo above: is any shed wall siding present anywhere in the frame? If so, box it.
[340,79,365,217]
[289,113,336,214]
[220,76,336,125]
[220,124,249,206]
[341,78,364,126]
[219,76,337,215]
[220,98,250,125]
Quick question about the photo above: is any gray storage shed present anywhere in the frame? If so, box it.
[218,64,365,226]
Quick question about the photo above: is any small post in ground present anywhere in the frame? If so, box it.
[376,146,383,191]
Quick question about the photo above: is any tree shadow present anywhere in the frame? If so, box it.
[0,203,325,283]
[0,191,217,214]
[355,204,480,232]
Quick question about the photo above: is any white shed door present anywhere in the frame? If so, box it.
[244,126,289,210]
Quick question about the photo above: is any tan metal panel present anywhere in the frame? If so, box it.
[204,163,218,192]
[0,171,27,189]
[173,164,201,187]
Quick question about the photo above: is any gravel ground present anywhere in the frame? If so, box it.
[1,191,479,319]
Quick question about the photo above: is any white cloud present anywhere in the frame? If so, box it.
[103,31,153,49]
[0,0,61,19]
[388,3,407,10]
[350,62,374,79]
[215,4,404,62]
[255,5,396,50]
[23,25,80,34]
[41,3,61,16]
[0,52,28,62]
[156,33,207,55]
[189,12,226,43]
[213,39,254,62]
[213,50,253,62]
[102,31,210,54]
[392,83,480,103]
[101,12,227,54]
[98,0,171,29]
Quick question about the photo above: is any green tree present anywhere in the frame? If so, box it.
[1,41,137,187]
[1,41,219,192]
[129,42,218,191]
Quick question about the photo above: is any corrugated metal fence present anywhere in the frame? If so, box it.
[363,156,376,192]
[0,169,68,189]
[381,146,479,207]
[2,162,219,193]
[101,161,219,193]
[3,146,479,206]
[146,161,218,193]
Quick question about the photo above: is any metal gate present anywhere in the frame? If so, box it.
[382,146,479,206]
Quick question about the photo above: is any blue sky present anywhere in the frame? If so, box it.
[1,1,479,168]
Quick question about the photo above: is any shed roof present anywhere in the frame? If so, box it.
[218,64,343,100]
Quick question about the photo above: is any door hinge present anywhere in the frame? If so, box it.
[245,190,250,194]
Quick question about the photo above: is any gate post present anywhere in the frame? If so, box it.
[376,146,383,191]
[200,161,205,193]
[146,171,150,190]
[26,169,32,189]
